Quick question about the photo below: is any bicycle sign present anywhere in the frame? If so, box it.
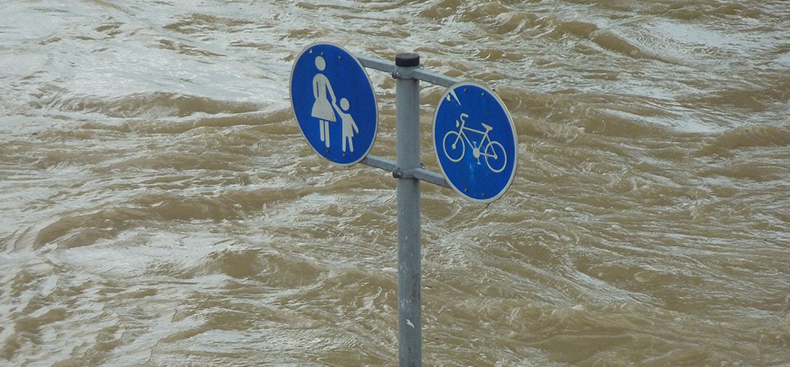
[433,82,517,203]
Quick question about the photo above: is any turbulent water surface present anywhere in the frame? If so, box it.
[1,0,789,366]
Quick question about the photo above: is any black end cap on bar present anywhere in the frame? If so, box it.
[395,53,420,67]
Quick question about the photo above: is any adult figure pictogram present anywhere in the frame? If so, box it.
[311,56,337,148]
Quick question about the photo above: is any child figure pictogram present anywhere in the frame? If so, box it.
[334,98,359,152]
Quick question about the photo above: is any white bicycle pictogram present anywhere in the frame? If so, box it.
[442,113,507,173]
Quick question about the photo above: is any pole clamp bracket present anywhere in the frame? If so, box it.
[392,167,415,179]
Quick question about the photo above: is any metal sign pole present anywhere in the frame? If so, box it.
[292,44,516,367]
[394,53,422,367]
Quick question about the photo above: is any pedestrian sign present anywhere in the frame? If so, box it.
[290,43,378,166]
[433,82,517,203]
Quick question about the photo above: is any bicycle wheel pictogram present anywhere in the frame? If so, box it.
[484,141,506,173]
[442,131,465,162]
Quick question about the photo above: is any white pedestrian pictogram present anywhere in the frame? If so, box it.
[310,55,359,151]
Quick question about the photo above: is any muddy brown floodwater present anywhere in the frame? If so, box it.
[1,0,789,366]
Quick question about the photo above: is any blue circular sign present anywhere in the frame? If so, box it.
[433,82,517,203]
[290,43,378,166]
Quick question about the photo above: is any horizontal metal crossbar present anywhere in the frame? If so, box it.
[355,54,461,87]
[361,154,450,188]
